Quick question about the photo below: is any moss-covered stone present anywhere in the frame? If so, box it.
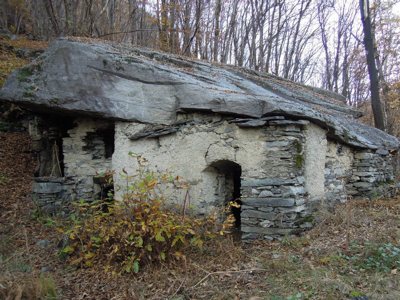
[17,67,33,82]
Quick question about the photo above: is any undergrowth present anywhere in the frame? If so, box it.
[61,164,232,274]
[0,47,27,87]
[341,242,400,272]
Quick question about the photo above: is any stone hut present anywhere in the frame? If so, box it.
[0,38,398,240]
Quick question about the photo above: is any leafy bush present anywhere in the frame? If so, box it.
[341,242,400,272]
[61,170,230,274]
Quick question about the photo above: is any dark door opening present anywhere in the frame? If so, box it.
[33,115,75,177]
[208,160,242,228]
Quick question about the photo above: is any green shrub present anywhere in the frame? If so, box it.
[62,170,229,274]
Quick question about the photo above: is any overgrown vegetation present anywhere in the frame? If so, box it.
[0,35,47,87]
[0,44,27,87]
[61,169,231,274]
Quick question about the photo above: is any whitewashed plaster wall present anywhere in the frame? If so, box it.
[324,141,354,204]
[112,114,272,213]
[303,123,328,203]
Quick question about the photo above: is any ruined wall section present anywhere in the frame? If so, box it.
[32,177,74,214]
[31,117,114,213]
[29,115,75,213]
[63,118,113,201]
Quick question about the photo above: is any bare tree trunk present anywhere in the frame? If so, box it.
[360,0,386,131]
[220,1,239,64]
[42,0,60,36]
[182,0,192,56]
[183,0,201,57]
[213,0,221,62]
[159,0,169,51]
[169,0,178,52]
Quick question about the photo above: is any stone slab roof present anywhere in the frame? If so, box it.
[0,38,398,150]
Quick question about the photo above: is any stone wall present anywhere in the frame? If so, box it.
[31,117,113,213]
[112,114,397,239]
[240,121,310,240]
[28,112,397,233]
[113,113,268,213]
[63,118,113,201]
[113,114,315,240]
[347,149,396,198]
[32,177,74,214]
[304,123,327,203]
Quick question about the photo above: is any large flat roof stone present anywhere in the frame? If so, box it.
[0,38,398,150]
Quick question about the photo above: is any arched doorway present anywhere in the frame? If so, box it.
[206,160,242,228]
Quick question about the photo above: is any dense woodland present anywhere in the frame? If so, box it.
[0,0,400,133]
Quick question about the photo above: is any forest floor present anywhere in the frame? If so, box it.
[1,131,400,300]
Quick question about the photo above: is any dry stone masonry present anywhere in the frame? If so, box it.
[63,118,113,201]
[239,122,309,240]
[348,150,396,198]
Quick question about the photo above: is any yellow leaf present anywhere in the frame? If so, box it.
[85,261,93,267]
[84,252,95,260]
[160,252,166,261]
[155,231,165,242]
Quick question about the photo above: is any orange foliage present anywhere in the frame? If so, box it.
[0,48,27,87]
[0,36,48,87]
[2,37,48,50]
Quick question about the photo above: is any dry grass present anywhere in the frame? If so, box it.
[0,35,48,87]
[1,37,48,51]
[309,198,400,253]
[0,273,57,300]
[0,48,27,87]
